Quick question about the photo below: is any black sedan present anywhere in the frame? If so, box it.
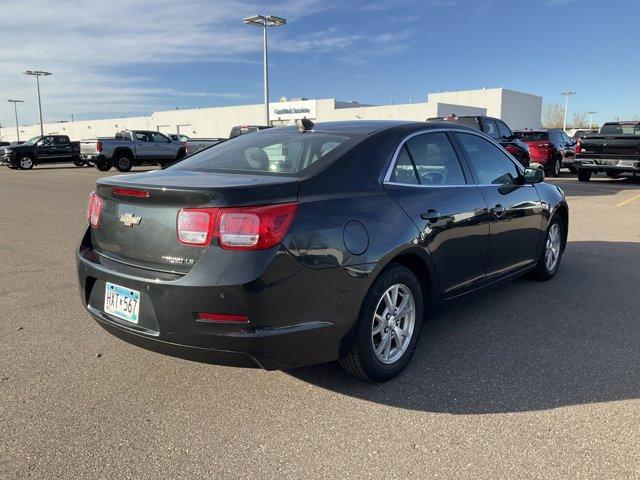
[77,120,568,382]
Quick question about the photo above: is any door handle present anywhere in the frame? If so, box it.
[490,204,506,216]
[420,209,441,222]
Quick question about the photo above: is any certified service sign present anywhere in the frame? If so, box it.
[271,100,317,121]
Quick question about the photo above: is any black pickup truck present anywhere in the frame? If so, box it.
[0,135,83,170]
[575,121,640,182]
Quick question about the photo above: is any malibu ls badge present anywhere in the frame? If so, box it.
[120,213,142,227]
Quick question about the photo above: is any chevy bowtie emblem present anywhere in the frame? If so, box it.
[120,213,142,227]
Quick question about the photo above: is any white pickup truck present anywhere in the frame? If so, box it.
[80,130,188,172]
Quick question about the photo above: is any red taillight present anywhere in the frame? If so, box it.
[177,208,218,246]
[87,191,104,228]
[112,187,150,198]
[196,312,249,324]
[183,142,189,154]
[575,139,582,154]
[96,141,103,153]
[176,202,298,250]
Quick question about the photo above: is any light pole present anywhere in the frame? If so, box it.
[8,99,24,142]
[243,14,286,126]
[561,91,576,131]
[586,111,597,130]
[24,70,52,137]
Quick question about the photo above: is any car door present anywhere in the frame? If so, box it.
[133,132,153,160]
[384,131,490,296]
[35,136,56,162]
[151,132,174,161]
[454,131,544,279]
[54,136,73,161]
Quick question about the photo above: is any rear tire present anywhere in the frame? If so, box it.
[340,264,424,382]
[176,148,186,160]
[114,153,133,172]
[95,158,112,171]
[577,169,592,182]
[530,214,564,281]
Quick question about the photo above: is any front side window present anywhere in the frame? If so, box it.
[171,128,359,176]
[457,133,520,185]
[152,132,169,143]
[497,121,512,138]
[402,132,467,186]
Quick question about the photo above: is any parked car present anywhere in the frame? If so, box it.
[167,134,224,154]
[229,125,271,138]
[572,129,599,141]
[80,130,187,172]
[575,121,640,182]
[77,120,568,382]
[514,129,576,176]
[0,135,82,170]
[427,115,530,167]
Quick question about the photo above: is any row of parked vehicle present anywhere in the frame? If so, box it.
[431,115,640,182]
[0,124,269,171]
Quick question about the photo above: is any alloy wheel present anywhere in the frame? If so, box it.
[19,157,33,169]
[544,223,561,272]
[371,283,416,365]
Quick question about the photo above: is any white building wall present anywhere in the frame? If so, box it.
[0,88,537,142]
[427,88,542,130]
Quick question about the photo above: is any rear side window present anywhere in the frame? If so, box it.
[401,132,467,186]
[171,128,359,176]
[391,146,419,185]
[482,119,500,139]
[456,133,520,185]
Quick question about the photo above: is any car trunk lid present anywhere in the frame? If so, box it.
[91,170,300,274]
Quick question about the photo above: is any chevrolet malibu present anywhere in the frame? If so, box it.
[77,120,568,382]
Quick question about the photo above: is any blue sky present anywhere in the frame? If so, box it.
[1,0,638,127]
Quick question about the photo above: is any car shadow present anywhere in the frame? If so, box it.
[288,241,640,414]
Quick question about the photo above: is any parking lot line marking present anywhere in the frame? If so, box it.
[616,194,640,207]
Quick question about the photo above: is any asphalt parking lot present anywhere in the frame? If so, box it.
[1,165,639,479]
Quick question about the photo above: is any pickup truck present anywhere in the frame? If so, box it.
[0,135,82,170]
[167,134,224,154]
[575,121,640,182]
[426,115,531,167]
[80,130,187,172]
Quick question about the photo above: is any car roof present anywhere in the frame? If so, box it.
[283,120,478,135]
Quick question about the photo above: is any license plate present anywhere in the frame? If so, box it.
[104,282,140,324]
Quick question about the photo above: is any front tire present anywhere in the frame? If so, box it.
[530,215,564,281]
[340,264,424,382]
[577,169,592,182]
[18,156,34,170]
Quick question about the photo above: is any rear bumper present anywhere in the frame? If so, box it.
[76,229,373,370]
[576,158,640,172]
[81,154,104,163]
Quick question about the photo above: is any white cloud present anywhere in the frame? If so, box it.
[0,0,342,126]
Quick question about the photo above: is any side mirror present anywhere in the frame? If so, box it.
[523,167,544,184]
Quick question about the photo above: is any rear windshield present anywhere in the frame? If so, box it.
[600,123,640,136]
[171,128,360,176]
[515,131,548,141]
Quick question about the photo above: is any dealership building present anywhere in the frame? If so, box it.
[0,87,541,142]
